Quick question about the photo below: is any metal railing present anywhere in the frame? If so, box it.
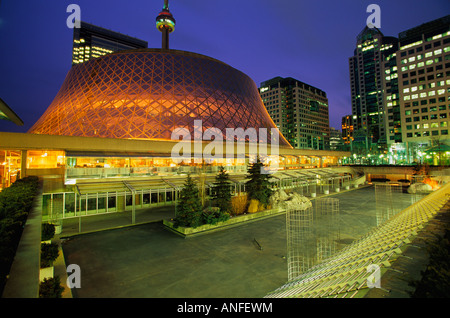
[42,173,357,222]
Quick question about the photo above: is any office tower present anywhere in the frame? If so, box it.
[341,115,354,148]
[72,21,148,65]
[382,45,402,146]
[259,77,330,150]
[329,127,344,151]
[397,15,450,159]
[349,27,398,150]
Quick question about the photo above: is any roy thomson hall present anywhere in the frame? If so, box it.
[0,25,351,226]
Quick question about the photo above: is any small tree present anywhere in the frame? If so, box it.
[212,166,232,213]
[174,175,203,228]
[246,157,273,209]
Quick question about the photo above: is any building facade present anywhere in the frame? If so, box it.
[349,27,398,151]
[259,77,330,150]
[341,115,354,149]
[72,21,148,65]
[396,15,450,163]
[329,127,344,151]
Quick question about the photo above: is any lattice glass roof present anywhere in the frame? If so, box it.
[29,49,290,147]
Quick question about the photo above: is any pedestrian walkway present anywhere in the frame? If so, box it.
[60,205,176,237]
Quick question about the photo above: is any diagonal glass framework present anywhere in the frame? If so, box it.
[29,49,290,147]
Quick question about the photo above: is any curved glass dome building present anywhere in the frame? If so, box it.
[29,48,290,147]
[30,0,290,147]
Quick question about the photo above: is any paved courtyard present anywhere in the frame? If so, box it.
[61,186,417,298]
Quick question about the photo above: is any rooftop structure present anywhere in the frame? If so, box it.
[72,21,148,66]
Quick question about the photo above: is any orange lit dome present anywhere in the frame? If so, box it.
[29,49,290,147]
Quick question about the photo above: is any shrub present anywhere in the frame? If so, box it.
[231,194,248,216]
[0,176,39,295]
[39,276,64,298]
[41,223,55,241]
[40,243,59,268]
[247,199,263,213]
[201,207,230,225]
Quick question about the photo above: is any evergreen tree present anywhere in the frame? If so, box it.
[174,175,203,228]
[212,166,232,213]
[245,157,273,207]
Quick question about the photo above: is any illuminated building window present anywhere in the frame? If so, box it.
[27,151,65,169]
[0,150,21,191]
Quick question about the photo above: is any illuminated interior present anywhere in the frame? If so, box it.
[27,150,65,169]
[0,150,21,191]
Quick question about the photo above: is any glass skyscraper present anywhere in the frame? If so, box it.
[349,27,398,151]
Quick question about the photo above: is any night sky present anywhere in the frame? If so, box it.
[0,0,448,134]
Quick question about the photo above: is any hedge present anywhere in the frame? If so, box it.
[0,176,40,296]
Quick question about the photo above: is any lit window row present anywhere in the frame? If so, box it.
[403,89,447,100]
[401,57,443,71]
[399,31,450,50]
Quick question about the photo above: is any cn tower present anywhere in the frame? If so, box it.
[156,0,176,50]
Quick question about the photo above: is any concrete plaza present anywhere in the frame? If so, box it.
[61,186,417,298]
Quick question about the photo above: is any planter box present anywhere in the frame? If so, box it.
[39,266,54,282]
[164,207,284,237]
[54,225,62,235]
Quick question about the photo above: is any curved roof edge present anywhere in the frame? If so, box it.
[0,98,24,126]
[72,48,238,74]
[110,48,229,65]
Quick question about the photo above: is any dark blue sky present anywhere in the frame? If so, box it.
[0,0,448,134]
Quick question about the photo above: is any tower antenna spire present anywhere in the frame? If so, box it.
[156,0,176,50]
